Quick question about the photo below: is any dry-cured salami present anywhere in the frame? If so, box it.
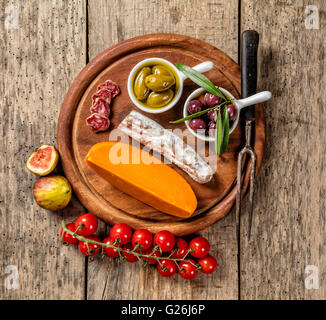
[118,111,215,184]
[98,80,120,98]
[86,80,120,132]
[92,88,112,105]
[86,113,110,132]
[90,98,110,117]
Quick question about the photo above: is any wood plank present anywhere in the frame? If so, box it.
[87,0,239,300]
[240,0,326,299]
[0,0,86,299]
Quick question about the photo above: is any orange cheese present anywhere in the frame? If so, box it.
[85,142,197,218]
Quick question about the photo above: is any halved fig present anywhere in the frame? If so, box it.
[26,145,59,176]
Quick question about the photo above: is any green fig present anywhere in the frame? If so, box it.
[33,175,72,211]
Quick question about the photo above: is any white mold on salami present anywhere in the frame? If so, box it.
[118,111,215,184]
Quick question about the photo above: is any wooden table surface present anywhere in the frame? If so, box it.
[1,0,325,300]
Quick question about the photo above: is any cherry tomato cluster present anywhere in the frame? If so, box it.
[60,213,218,280]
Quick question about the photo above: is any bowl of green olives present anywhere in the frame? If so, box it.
[128,58,214,114]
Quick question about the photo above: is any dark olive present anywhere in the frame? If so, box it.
[227,104,237,121]
[189,119,206,131]
[134,67,152,100]
[146,89,174,108]
[207,109,216,122]
[208,121,216,136]
[204,93,223,107]
[187,100,202,114]
[145,74,175,92]
[198,94,206,106]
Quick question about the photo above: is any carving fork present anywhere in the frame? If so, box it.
[236,30,259,241]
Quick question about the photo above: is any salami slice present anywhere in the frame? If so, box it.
[92,88,112,105]
[86,113,110,132]
[98,80,120,98]
[90,98,110,117]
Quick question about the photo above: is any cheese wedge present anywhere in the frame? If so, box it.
[85,142,197,218]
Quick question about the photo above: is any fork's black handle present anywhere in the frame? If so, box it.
[241,30,259,119]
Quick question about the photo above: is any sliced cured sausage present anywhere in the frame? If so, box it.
[118,111,215,184]
[90,98,110,117]
[86,80,119,133]
[92,88,112,105]
[86,113,110,132]
[98,80,120,98]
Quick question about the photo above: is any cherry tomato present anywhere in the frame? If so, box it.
[198,255,218,274]
[189,236,210,258]
[75,213,98,236]
[102,237,119,258]
[178,259,199,280]
[78,235,102,256]
[142,248,161,264]
[171,238,188,259]
[110,223,133,245]
[122,243,139,263]
[153,230,175,252]
[157,259,177,278]
[60,223,78,246]
[132,229,153,251]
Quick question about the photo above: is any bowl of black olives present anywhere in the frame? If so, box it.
[184,87,272,141]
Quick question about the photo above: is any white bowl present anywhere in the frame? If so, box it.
[184,88,272,142]
[127,58,214,114]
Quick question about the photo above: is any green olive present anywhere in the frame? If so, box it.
[144,74,175,92]
[134,67,152,100]
[152,65,173,77]
[146,89,174,108]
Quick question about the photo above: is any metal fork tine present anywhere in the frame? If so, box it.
[247,150,256,240]
[236,150,244,243]
[236,120,256,242]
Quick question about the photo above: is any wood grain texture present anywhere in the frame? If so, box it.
[0,0,86,299]
[86,0,239,300]
[240,0,326,299]
[88,0,239,62]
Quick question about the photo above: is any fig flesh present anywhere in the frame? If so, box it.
[26,145,59,176]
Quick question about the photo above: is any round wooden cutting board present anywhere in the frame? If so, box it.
[57,34,265,235]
